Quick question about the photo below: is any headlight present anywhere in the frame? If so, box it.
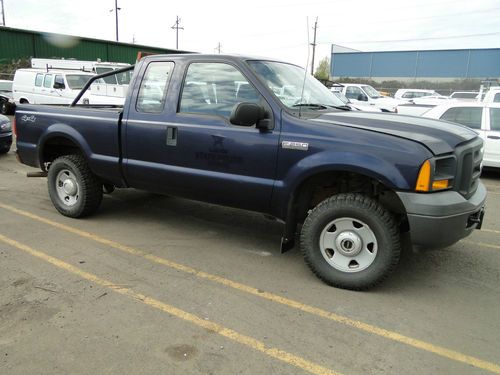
[0,122,11,131]
[415,156,456,192]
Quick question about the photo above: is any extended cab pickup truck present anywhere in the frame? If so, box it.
[15,54,487,290]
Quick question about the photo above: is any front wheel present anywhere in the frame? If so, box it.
[300,194,401,290]
[47,155,103,218]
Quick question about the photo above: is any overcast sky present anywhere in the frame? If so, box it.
[3,0,500,70]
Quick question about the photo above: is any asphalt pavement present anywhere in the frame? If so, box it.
[1,139,499,375]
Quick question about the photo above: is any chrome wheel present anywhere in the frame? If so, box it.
[319,217,377,273]
[55,169,80,206]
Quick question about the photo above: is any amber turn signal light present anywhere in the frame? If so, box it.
[416,160,431,192]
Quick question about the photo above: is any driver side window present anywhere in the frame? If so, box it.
[179,63,260,119]
[345,86,362,100]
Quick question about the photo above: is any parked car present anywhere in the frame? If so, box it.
[449,91,480,101]
[0,114,12,154]
[330,89,382,112]
[339,83,408,112]
[0,79,15,115]
[15,54,486,290]
[394,89,438,100]
[423,102,500,169]
[397,95,453,116]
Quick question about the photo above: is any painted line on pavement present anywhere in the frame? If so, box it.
[1,202,499,374]
[0,233,340,375]
[463,240,500,251]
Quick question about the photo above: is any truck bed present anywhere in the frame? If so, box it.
[15,104,124,186]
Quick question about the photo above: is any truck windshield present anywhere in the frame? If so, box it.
[362,85,382,99]
[66,75,93,90]
[248,60,345,109]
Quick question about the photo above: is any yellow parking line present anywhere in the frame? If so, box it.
[0,233,339,375]
[1,202,500,374]
[482,228,500,235]
[463,240,500,251]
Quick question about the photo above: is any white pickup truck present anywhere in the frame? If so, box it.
[338,83,408,112]
[482,87,500,103]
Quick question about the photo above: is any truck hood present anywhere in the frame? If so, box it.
[372,97,408,106]
[312,112,478,155]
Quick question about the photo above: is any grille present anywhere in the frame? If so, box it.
[454,137,483,199]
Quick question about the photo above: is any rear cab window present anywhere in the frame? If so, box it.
[136,61,174,113]
[490,108,500,131]
[440,107,483,129]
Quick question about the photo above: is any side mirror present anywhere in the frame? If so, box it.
[230,102,268,127]
[357,94,368,101]
[54,82,65,90]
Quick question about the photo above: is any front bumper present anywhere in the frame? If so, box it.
[397,182,487,248]
[0,131,12,148]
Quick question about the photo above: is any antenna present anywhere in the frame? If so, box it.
[299,17,312,118]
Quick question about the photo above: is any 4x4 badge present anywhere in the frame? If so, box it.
[282,141,309,151]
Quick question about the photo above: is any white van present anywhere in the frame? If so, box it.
[31,58,131,101]
[13,69,95,105]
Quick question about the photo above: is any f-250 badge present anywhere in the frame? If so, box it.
[281,141,309,151]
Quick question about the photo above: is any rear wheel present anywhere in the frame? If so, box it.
[0,144,10,154]
[300,193,401,290]
[47,155,102,218]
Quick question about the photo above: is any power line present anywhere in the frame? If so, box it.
[171,16,184,50]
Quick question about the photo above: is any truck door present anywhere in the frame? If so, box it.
[485,107,500,168]
[124,60,280,212]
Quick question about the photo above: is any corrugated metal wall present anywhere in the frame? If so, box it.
[0,26,180,64]
[331,48,500,78]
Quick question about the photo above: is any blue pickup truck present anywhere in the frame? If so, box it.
[14,54,486,290]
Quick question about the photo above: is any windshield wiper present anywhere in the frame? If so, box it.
[292,103,328,110]
[329,105,351,111]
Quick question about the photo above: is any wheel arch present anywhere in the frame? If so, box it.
[279,166,409,252]
[38,124,92,171]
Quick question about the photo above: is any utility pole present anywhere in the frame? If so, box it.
[111,0,121,42]
[310,17,318,75]
[215,42,222,54]
[171,16,184,50]
[1,0,5,26]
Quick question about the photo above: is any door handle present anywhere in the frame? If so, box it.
[166,126,177,146]
[487,135,500,140]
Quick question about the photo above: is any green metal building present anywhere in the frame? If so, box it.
[0,26,183,64]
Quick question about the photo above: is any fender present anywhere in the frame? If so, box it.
[37,123,93,170]
[272,149,426,220]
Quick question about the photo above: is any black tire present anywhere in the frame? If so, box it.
[300,193,400,290]
[47,155,103,218]
[0,145,10,154]
[1,101,9,115]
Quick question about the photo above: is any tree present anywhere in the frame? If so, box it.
[314,57,330,81]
